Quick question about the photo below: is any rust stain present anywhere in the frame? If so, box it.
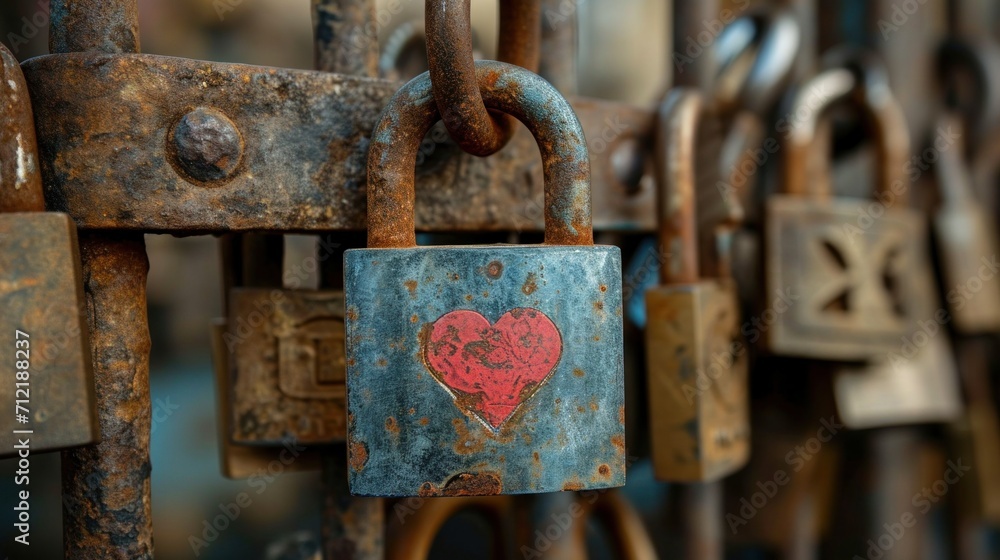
[346,307,358,322]
[408,408,416,415]
[403,279,418,298]
[485,260,504,278]
[385,416,399,434]
[522,272,538,295]
[422,472,503,497]
[599,284,608,292]
[594,301,604,312]
[563,481,583,491]
[598,464,611,477]
[419,417,429,426]
[589,399,598,412]
[611,434,625,454]
[376,358,387,367]
[482,291,489,298]
[349,441,368,472]
[410,314,418,323]
[619,405,625,425]
[465,294,474,302]
[533,451,540,463]
[573,368,584,378]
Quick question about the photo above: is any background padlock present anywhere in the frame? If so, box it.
[765,65,932,361]
[645,89,750,482]
[932,113,1000,333]
[345,61,625,497]
[227,288,348,445]
[0,43,97,456]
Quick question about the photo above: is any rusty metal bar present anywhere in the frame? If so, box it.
[312,0,379,77]
[49,0,140,55]
[309,2,385,557]
[50,2,153,558]
[681,482,723,560]
[539,0,578,95]
[60,233,153,559]
[672,0,719,89]
[22,53,654,234]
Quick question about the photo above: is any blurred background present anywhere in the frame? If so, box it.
[3,0,1000,559]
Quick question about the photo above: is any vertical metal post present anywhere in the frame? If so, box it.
[539,0,578,95]
[312,2,384,559]
[681,482,723,560]
[672,0,719,90]
[50,2,153,559]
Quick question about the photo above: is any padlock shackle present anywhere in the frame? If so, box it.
[0,44,45,213]
[366,61,593,249]
[655,89,702,285]
[782,65,910,204]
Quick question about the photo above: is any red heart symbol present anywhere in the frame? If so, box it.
[424,308,563,430]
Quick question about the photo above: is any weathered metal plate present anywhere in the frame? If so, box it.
[21,53,654,233]
[228,289,347,445]
[645,281,749,482]
[345,246,625,496]
[210,318,321,477]
[765,197,930,360]
[0,212,97,456]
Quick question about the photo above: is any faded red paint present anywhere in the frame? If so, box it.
[424,308,562,429]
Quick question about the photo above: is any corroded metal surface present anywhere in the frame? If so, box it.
[61,232,153,560]
[49,0,140,54]
[228,289,348,444]
[21,53,655,233]
[426,0,540,156]
[322,450,385,559]
[0,45,43,213]
[312,0,378,76]
[366,61,593,248]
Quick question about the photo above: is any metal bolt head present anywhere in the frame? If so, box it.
[170,107,243,183]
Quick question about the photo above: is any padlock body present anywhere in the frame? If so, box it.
[834,332,962,429]
[0,212,96,456]
[766,196,929,360]
[345,245,625,497]
[211,318,321,478]
[645,280,749,482]
[934,206,1000,332]
[228,289,347,445]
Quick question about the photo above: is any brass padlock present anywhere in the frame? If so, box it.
[0,44,97,456]
[211,318,320,478]
[227,289,348,445]
[765,66,930,360]
[932,113,1000,333]
[645,89,750,482]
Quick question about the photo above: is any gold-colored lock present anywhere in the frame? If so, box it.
[765,66,932,360]
[227,289,348,445]
[645,89,750,482]
[0,44,97,456]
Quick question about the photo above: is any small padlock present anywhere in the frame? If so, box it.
[932,113,1000,333]
[765,66,931,360]
[346,61,625,497]
[0,44,97,456]
[227,288,348,445]
[645,89,750,482]
[210,318,321,478]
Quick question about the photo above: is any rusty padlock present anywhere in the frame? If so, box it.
[211,318,320,478]
[227,287,348,446]
[932,113,1000,333]
[765,66,930,360]
[645,89,750,482]
[346,61,625,497]
[0,44,97,456]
